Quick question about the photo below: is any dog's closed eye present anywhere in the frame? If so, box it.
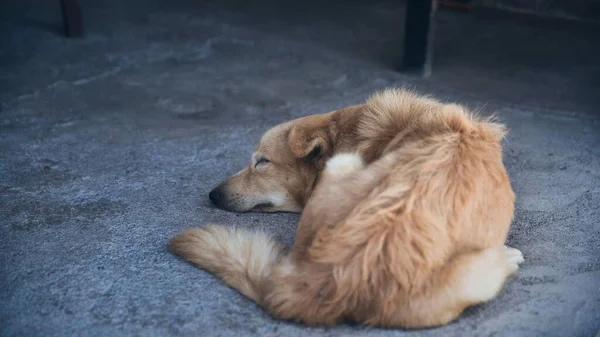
[254,158,270,168]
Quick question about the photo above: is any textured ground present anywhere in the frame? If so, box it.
[1,0,600,336]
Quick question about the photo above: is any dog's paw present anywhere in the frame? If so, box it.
[325,153,364,177]
[503,245,524,275]
[458,246,524,303]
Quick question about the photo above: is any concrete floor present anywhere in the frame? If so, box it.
[1,0,599,336]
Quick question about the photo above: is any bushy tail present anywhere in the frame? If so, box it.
[168,225,284,304]
[168,225,343,325]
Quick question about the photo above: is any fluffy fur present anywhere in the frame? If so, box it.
[170,89,521,328]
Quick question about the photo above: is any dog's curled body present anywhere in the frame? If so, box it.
[169,89,521,328]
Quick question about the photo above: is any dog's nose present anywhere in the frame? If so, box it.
[208,188,223,206]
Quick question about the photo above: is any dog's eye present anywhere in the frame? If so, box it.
[254,158,270,168]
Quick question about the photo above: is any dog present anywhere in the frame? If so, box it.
[169,89,523,328]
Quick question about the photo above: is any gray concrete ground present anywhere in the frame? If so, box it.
[1,0,599,336]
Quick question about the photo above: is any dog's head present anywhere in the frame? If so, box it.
[209,113,337,212]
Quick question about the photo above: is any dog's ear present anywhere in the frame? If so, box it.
[289,129,328,160]
[288,114,335,163]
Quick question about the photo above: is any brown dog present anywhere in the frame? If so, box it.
[169,89,523,328]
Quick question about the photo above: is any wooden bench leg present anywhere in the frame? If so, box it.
[60,0,83,37]
[400,0,437,77]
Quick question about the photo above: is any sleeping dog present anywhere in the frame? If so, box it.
[169,88,522,328]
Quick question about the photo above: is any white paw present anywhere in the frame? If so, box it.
[325,153,364,177]
[459,246,523,303]
[504,245,524,275]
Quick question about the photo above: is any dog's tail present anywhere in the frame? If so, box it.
[168,225,342,325]
[168,225,283,303]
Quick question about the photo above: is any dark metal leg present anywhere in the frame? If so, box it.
[60,0,83,37]
[400,0,437,77]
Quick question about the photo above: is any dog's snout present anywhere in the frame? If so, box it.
[209,187,223,206]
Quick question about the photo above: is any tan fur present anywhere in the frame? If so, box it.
[170,89,521,328]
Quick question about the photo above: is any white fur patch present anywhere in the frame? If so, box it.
[325,153,364,177]
[277,255,295,276]
[266,192,286,206]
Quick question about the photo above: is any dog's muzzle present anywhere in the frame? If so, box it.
[208,187,226,208]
